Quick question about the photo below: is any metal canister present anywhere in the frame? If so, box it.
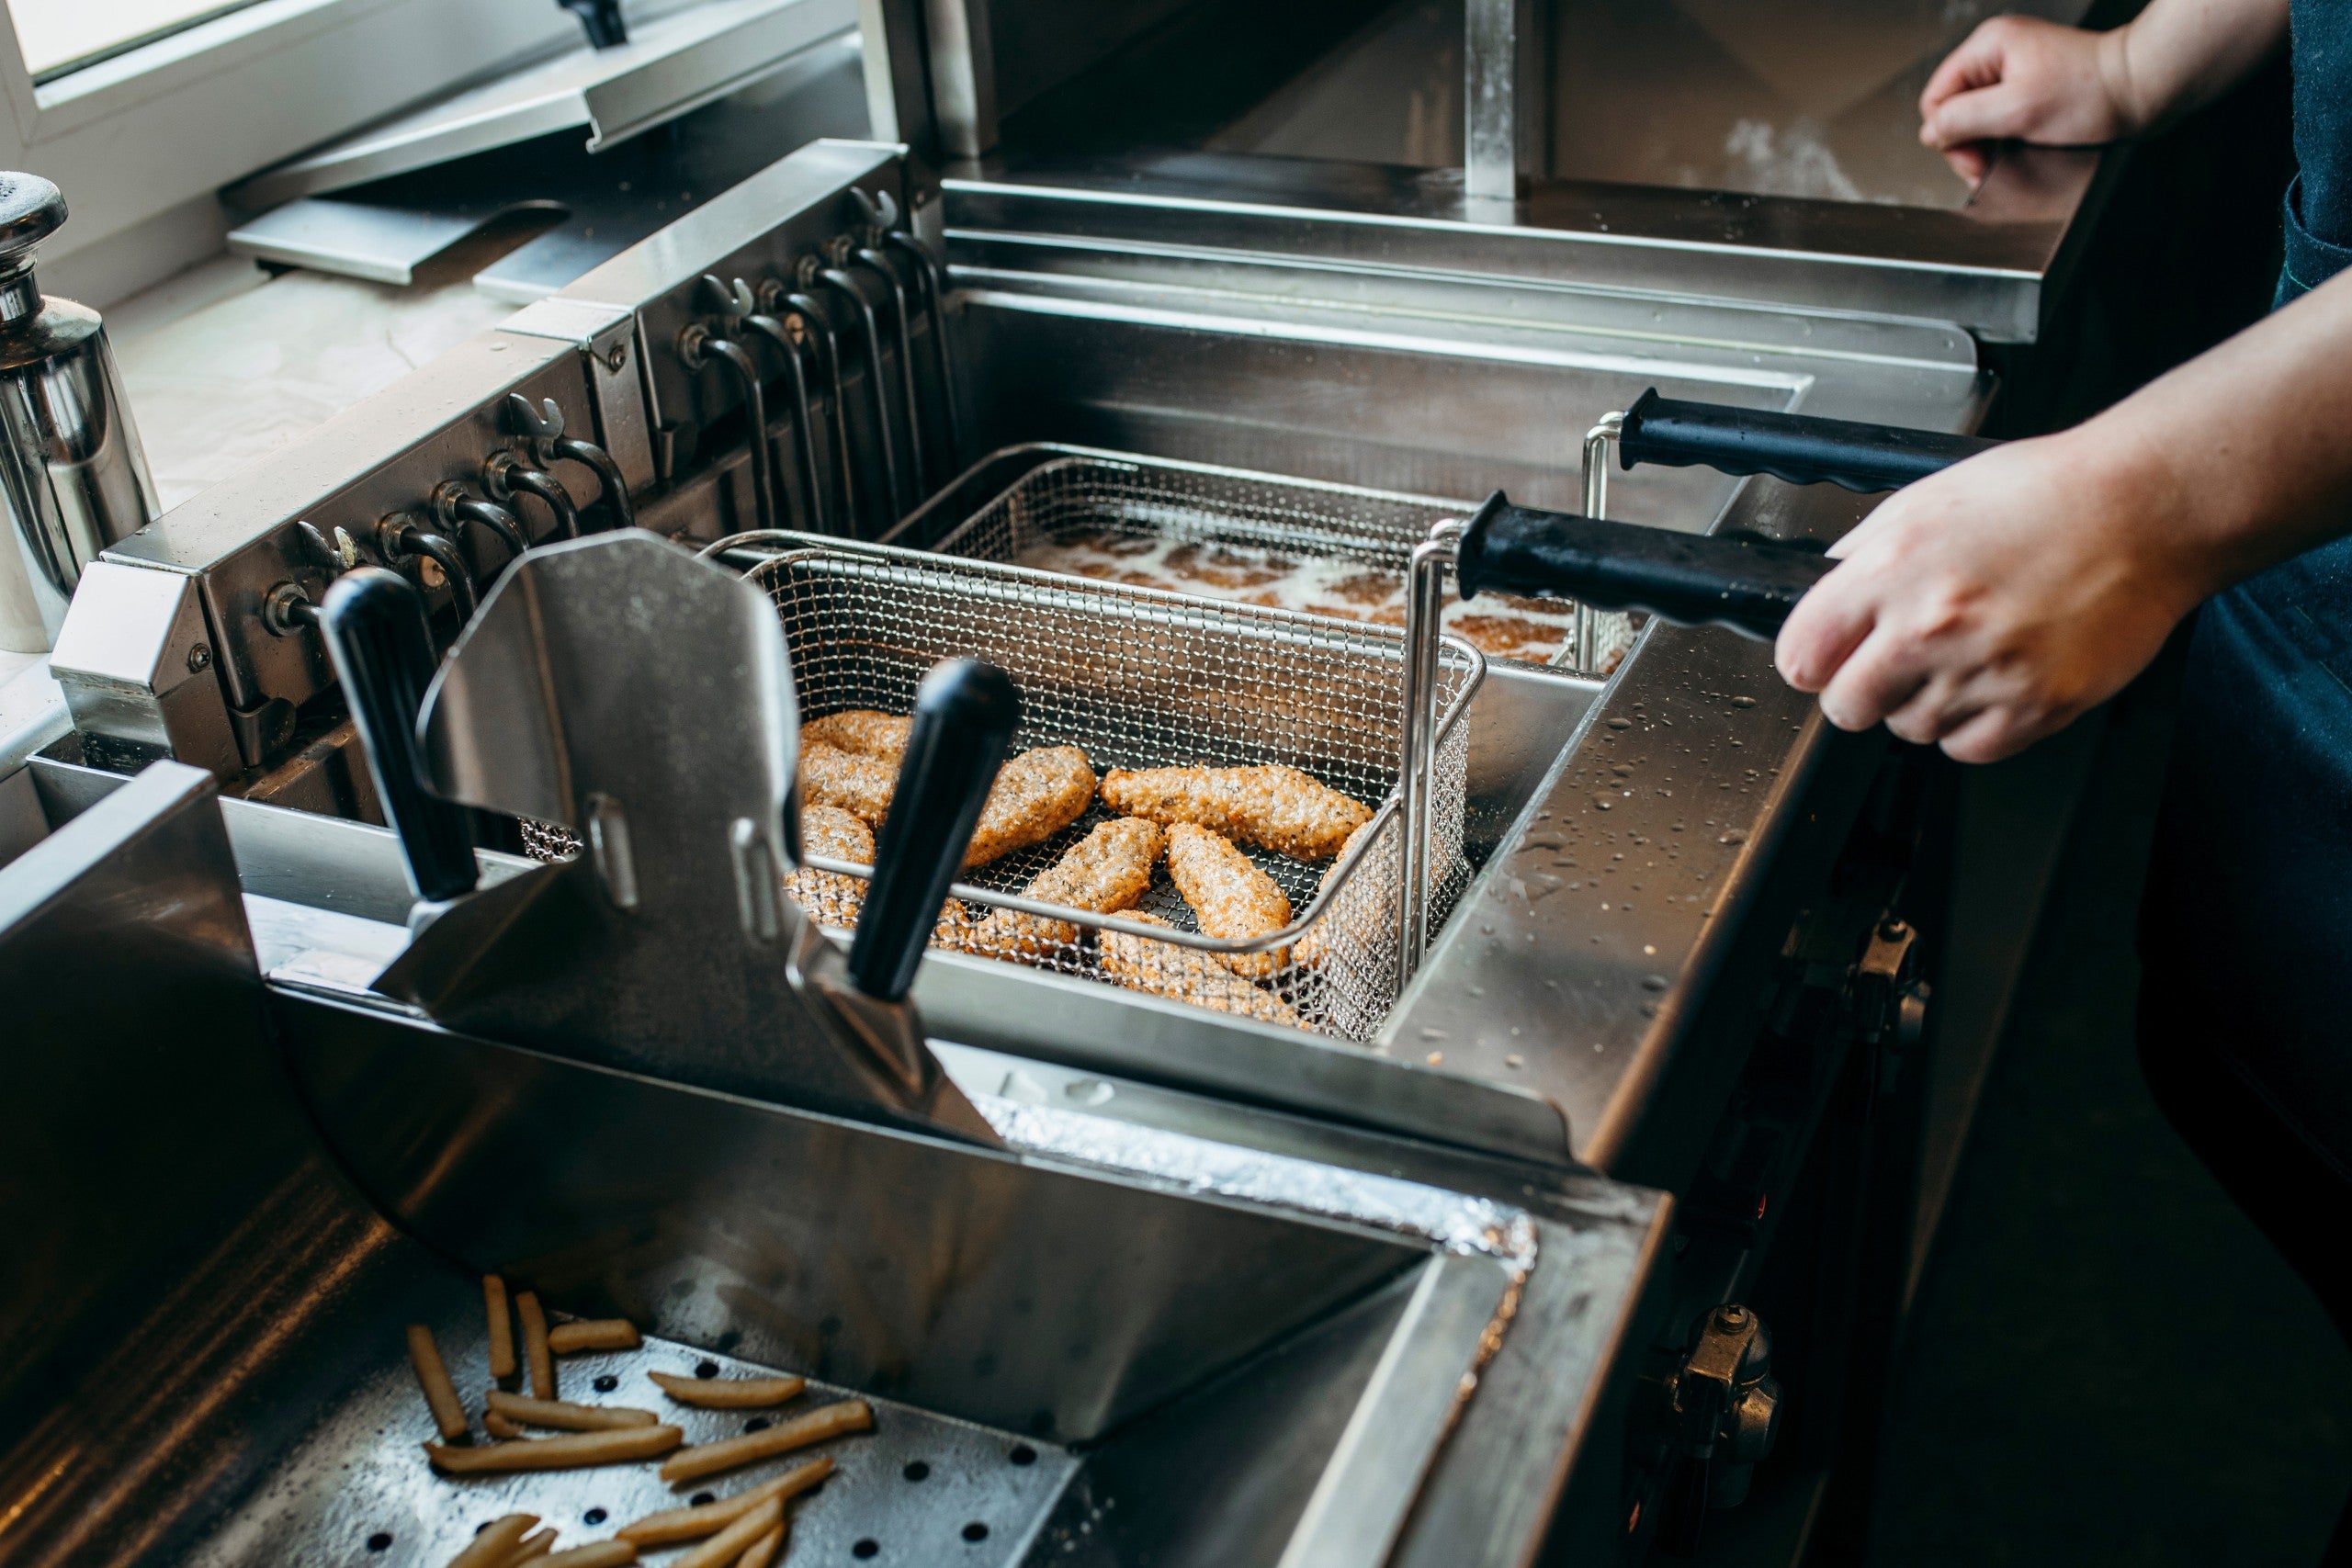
[0,174,157,653]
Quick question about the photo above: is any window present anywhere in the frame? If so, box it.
[8,0,266,83]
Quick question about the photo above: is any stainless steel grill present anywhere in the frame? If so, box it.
[736,536,1483,1041]
[922,447,1638,675]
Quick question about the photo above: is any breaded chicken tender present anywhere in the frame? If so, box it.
[963,745,1095,868]
[783,803,875,928]
[800,739,896,825]
[803,709,911,761]
[963,818,1162,961]
[1164,821,1292,979]
[1099,763,1371,861]
[1294,819,1380,969]
[1099,910,1301,1027]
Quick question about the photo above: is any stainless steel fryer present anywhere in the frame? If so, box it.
[729,533,1481,1040]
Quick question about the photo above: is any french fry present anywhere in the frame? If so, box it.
[425,1425,681,1474]
[504,1526,559,1563]
[406,1324,469,1441]
[646,1371,807,1409]
[484,1276,516,1382]
[516,1291,556,1400]
[445,1514,537,1568]
[547,1318,641,1355]
[486,1391,659,1431]
[658,1400,873,1484]
[671,1498,782,1568]
[537,1545,637,1568]
[616,1458,833,1545]
[484,1410,526,1440]
[735,1526,785,1568]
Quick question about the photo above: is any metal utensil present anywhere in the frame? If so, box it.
[368,528,999,1143]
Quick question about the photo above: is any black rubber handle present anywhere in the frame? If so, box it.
[844,660,1022,1002]
[1618,389,1999,494]
[317,569,480,903]
[1454,492,1836,641]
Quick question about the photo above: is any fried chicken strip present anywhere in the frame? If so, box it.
[1295,819,1380,970]
[1100,764,1371,861]
[802,709,910,761]
[1100,911,1301,1027]
[1164,822,1292,979]
[961,818,1162,962]
[963,745,1094,868]
[799,741,896,825]
[784,804,874,927]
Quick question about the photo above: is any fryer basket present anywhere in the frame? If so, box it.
[921,447,1639,676]
[746,537,1485,1041]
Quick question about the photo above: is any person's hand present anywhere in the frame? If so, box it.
[1919,16,2141,185]
[1774,434,2205,763]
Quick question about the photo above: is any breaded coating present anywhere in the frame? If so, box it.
[784,803,874,928]
[1099,763,1372,861]
[1295,819,1379,969]
[1100,910,1301,1027]
[963,745,1095,868]
[1164,822,1292,979]
[963,818,1162,961]
[800,740,896,825]
[803,709,911,761]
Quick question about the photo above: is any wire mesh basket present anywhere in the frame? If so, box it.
[741,537,1486,1042]
[922,446,1640,676]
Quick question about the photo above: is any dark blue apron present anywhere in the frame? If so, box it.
[2142,0,2352,1174]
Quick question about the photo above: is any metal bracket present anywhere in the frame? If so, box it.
[1659,1303,1782,1550]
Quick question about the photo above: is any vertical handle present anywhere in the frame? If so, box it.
[318,568,480,904]
[844,660,1021,1002]
[1615,389,1999,494]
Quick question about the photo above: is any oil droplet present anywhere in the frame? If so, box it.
[1643,944,1657,955]
[1419,1027,1447,1041]
[1504,1054,1524,1069]
[1425,1051,1444,1066]
[1732,694,1757,708]
[1607,717,1633,729]
[1594,797,1613,810]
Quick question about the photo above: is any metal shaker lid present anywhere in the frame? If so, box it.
[0,173,64,264]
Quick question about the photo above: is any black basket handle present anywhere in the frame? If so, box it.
[317,569,480,903]
[1618,389,1999,494]
[1455,492,1835,641]
[844,660,1022,1002]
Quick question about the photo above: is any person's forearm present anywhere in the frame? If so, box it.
[2074,265,2352,597]
[2101,0,2287,130]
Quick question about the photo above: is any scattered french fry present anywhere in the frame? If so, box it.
[484,1410,526,1440]
[548,1319,642,1355]
[735,1524,784,1568]
[658,1400,873,1484]
[425,1425,682,1474]
[616,1458,833,1546]
[484,1276,516,1382]
[485,1391,659,1431]
[446,1514,537,1568]
[671,1498,783,1568]
[647,1371,807,1410]
[517,1291,556,1400]
[504,1526,559,1563]
[538,1545,637,1568]
[406,1325,469,1441]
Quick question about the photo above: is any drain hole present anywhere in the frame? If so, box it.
[963,1522,990,1542]
[1008,1445,1036,1467]
[903,1461,930,1482]
[366,1533,392,1552]
[690,1491,717,1506]
[593,1374,618,1393]
[853,1540,880,1559]
[744,1416,771,1433]
[695,1359,720,1379]
[583,1508,606,1526]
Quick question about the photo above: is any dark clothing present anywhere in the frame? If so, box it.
[2138,0,2352,1328]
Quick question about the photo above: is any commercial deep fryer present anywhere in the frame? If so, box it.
[6,0,2102,1543]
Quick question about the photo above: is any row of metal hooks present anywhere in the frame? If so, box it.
[679,186,962,539]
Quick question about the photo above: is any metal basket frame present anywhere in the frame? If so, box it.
[710,531,1486,1038]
